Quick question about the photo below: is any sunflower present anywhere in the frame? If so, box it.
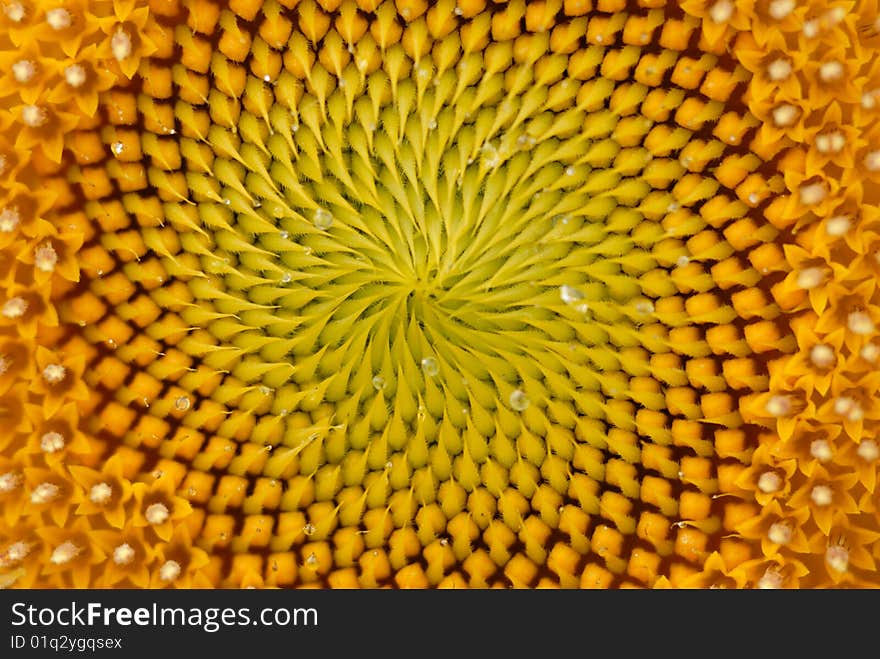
[1,0,879,589]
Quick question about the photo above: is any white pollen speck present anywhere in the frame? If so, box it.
[111,27,132,61]
[766,58,791,81]
[811,485,833,506]
[676,255,690,267]
[819,61,843,83]
[2,296,27,318]
[810,439,833,463]
[847,311,875,335]
[827,6,847,22]
[709,0,734,23]
[159,559,181,581]
[757,569,784,589]
[3,540,30,564]
[41,362,66,384]
[825,215,851,236]
[111,141,124,155]
[771,103,798,127]
[40,430,65,453]
[12,59,35,83]
[0,472,20,493]
[113,543,135,565]
[810,344,835,368]
[174,395,190,411]
[0,206,19,232]
[796,266,825,289]
[858,439,879,462]
[31,482,60,504]
[765,394,792,417]
[803,19,819,37]
[45,7,70,29]
[816,132,845,154]
[768,0,795,19]
[864,150,880,172]
[861,343,880,363]
[21,104,46,128]
[826,545,848,572]
[757,471,782,494]
[145,502,170,525]
[834,396,856,416]
[3,1,25,22]
[64,64,86,88]
[50,541,80,565]
[34,242,58,273]
[799,182,827,206]
[89,482,112,504]
[767,522,792,545]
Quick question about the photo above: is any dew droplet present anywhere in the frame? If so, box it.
[372,375,385,391]
[421,357,439,377]
[560,285,585,305]
[314,208,333,230]
[635,300,655,315]
[174,395,191,411]
[509,389,530,411]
